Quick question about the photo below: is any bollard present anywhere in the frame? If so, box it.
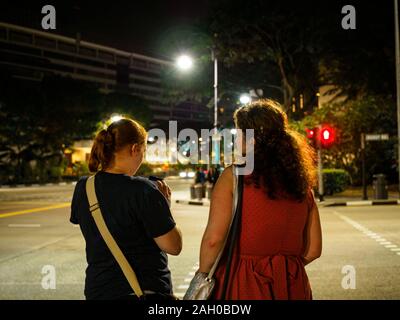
[207,184,213,200]
[194,184,203,200]
[190,185,196,200]
[372,174,388,200]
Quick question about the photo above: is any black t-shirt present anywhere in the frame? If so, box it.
[70,171,176,300]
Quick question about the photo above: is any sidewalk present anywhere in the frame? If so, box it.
[321,186,399,207]
[175,186,400,207]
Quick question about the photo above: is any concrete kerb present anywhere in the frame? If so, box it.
[175,199,210,206]
[176,198,400,207]
[322,199,400,207]
[0,181,77,189]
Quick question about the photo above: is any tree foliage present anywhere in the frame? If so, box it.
[300,96,398,184]
[0,74,151,183]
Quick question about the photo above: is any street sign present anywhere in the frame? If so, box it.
[365,134,389,141]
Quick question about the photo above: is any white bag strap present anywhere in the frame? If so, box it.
[85,174,144,297]
[207,165,239,279]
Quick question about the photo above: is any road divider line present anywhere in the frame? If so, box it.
[333,210,400,258]
[8,224,41,228]
[0,203,70,218]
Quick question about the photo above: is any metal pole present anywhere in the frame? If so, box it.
[213,52,218,129]
[361,133,368,200]
[394,0,400,198]
[317,126,324,201]
[212,49,220,165]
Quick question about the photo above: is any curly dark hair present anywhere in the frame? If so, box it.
[234,99,317,201]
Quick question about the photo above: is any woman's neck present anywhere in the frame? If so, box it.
[104,166,133,176]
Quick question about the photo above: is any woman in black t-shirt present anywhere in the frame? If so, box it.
[70,118,182,300]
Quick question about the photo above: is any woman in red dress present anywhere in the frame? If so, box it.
[198,99,322,300]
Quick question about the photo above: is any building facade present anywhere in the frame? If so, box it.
[0,22,211,128]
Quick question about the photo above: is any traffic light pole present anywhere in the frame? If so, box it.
[361,133,368,200]
[394,0,400,198]
[317,126,324,202]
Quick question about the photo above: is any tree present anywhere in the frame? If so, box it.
[103,92,152,128]
[0,74,104,183]
[300,96,397,185]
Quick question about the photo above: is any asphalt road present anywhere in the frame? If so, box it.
[0,179,399,300]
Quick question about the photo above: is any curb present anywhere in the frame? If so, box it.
[175,199,210,206]
[0,181,77,189]
[324,200,400,207]
[175,199,400,207]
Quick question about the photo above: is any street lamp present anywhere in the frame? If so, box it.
[176,50,220,165]
[176,55,193,71]
[110,114,123,123]
[239,94,251,105]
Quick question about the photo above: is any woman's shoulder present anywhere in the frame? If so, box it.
[126,175,160,195]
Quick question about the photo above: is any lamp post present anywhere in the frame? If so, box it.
[176,51,220,165]
[211,49,220,165]
[394,0,400,198]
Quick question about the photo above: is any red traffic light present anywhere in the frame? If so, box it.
[320,125,336,148]
[305,125,336,148]
[305,128,315,139]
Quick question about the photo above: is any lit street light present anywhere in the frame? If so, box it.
[110,114,123,123]
[176,50,220,165]
[239,94,251,105]
[176,55,193,71]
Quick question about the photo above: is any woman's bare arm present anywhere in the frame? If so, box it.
[199,166,234,273]
[302,199,322,266]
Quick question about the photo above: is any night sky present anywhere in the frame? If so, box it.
[0,1,212,59]
[0,1,396,61]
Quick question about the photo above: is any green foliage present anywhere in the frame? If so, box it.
[72,162,90,178]
[136,162,154,177]
[103,92,152,129]
[0,73,152,184]
[323,169,351,195]
[299,96,397,185]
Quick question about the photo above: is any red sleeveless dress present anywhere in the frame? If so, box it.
[212,179,315,300]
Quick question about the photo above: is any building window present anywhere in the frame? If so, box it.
[35,36,56,49]
[131,58,147,68]
[133,78,161,88]
[116,56,130,65]
[131,68,159,78]
[0,27,6,39]
[148,62,161,70]
[99,51,114,62]
[79,46,96,57]
[9,31,32,44]
[59,42,76,53]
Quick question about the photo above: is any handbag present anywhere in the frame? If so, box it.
[183,165,244,300]
[85,174,177,300]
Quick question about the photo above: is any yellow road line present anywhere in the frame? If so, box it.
[0,203,70,218]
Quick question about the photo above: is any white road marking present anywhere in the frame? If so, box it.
[8,224,41,228]
[175,292,185,299]
[175,263,198,298]
[178,284,189,290]
[333,210,400,257]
